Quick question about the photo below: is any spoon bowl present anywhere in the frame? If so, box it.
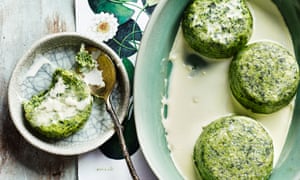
[89,51,117,99]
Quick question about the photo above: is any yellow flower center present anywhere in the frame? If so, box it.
[97,22,110,33]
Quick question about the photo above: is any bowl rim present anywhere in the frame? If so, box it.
[134,0,183,178]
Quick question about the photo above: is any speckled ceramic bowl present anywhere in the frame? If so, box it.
[135,0,300,179]
[8,32,130,155]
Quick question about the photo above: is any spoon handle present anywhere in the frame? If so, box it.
[105,97,140,180]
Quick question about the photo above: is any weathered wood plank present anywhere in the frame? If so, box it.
[0,0,77,179]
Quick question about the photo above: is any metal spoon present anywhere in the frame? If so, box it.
[89,51,140,180]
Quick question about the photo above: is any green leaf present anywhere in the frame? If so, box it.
[106,19,142,58]
[122,58,135,94]
[88,0,137,24]
[99,103,139,159]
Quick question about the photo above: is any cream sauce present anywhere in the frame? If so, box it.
[33,76,92,126]
[163,0,295,179]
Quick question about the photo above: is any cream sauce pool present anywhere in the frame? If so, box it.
[163,0,295,179]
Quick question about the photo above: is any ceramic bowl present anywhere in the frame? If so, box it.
[134,0,300,179]
[8,32,130,155]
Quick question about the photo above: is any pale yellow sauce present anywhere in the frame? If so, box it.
[163,0,295,179]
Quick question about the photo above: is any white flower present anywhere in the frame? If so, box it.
[88,12,119,42]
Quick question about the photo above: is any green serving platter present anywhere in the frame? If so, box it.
[134,0,300,179]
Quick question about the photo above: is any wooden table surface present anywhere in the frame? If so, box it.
[0,0,77,179]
